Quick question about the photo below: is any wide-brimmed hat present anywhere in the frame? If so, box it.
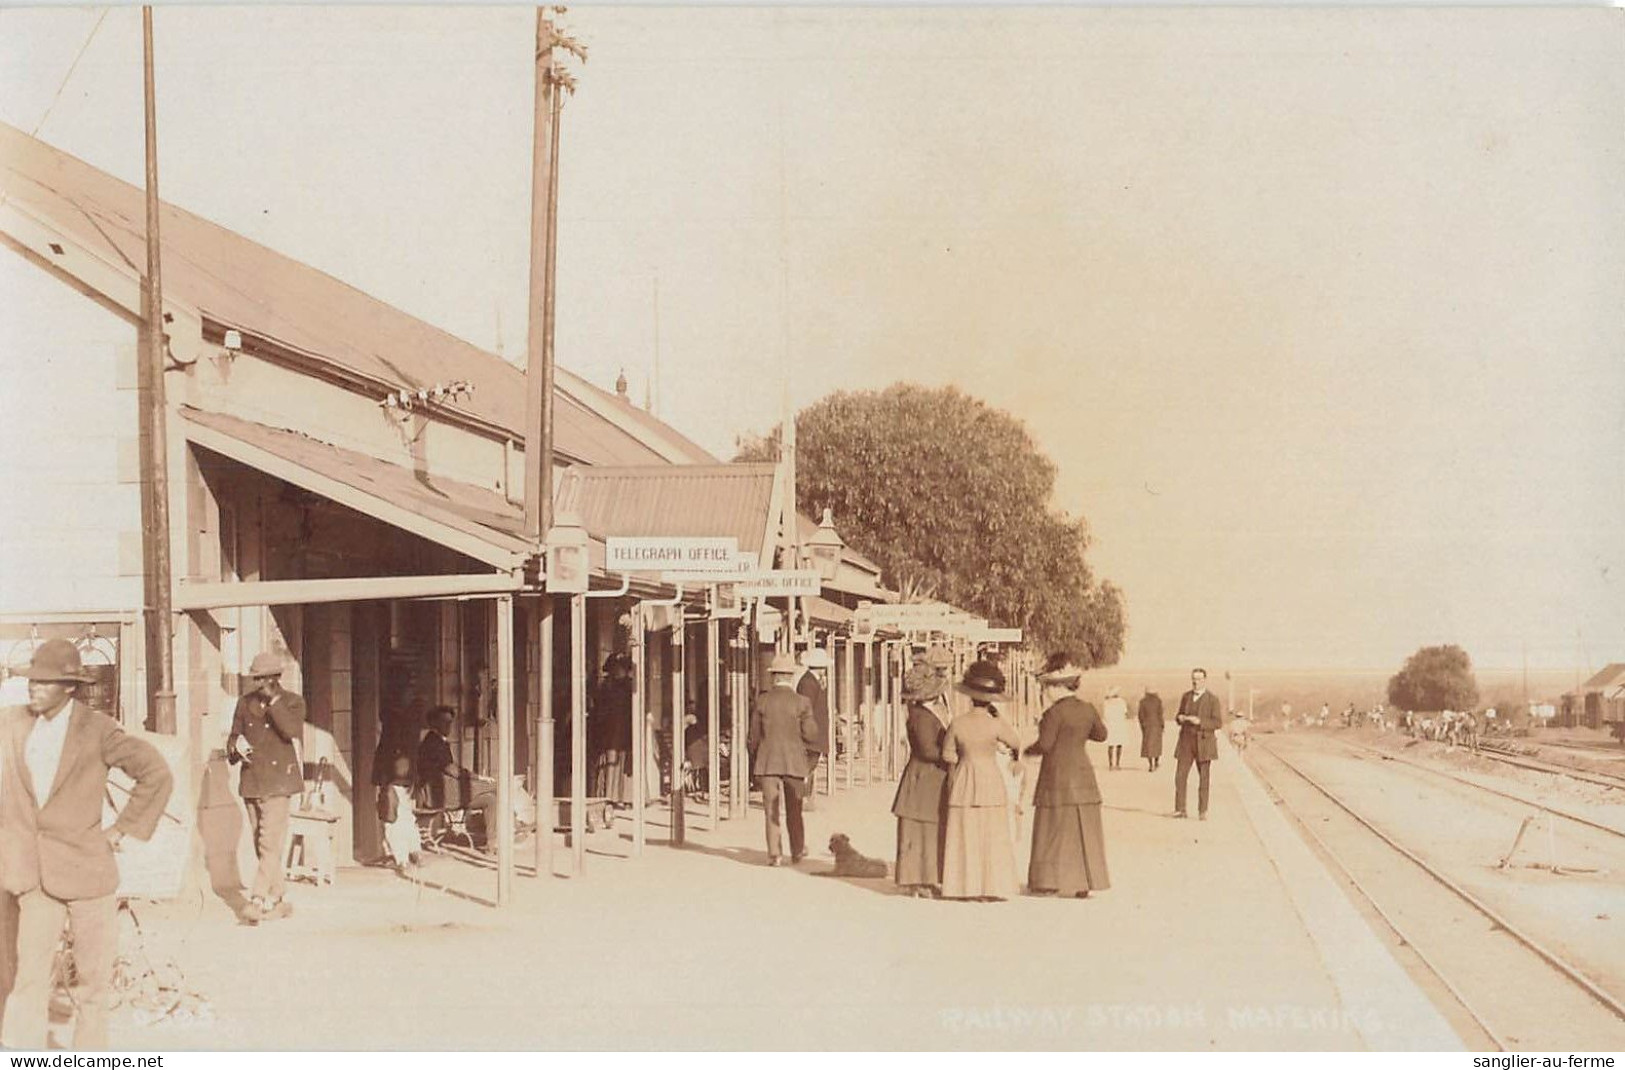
[901,664,944,701]
[924,645,955,670]
[955,659,1009,701]
[247,651,286,678]
[602,652,632,673]
[25,639,93,684]
[800,648,831,669]
[1035,652,1083,686]
[768,652,799,675]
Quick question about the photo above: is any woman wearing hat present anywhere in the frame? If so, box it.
[890,663,952,897]
[590,653,634,805]
[939,660,1026,901]
[1024,653,1110,898]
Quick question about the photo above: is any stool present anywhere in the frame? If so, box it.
[285,807,340,886]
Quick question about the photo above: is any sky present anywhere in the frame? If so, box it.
[2,5,1621,673]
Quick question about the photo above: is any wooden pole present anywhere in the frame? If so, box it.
[495,595,515,905]
[707,614,720,830]
[570,593,587,874]
[532,599,553,878]
[670,613,686,845]
[631,605,647,856]
[139,7,175,735]
[523,9,558,543]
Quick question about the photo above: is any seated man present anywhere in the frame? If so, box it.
[415,706,497,846]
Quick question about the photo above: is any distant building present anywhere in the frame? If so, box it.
[1558,664,1625,730]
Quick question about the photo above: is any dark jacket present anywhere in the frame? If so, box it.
[0,703,174,901]
[1024,696,1107,807]
[1138,692,1165,758]
[797,672,830,755]
[227,689,307,798]
[891,702,949,821]
[591,677,634,753]
[1173,690,1224,762]
[749,686,818,778]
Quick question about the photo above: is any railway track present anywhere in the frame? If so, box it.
[1326,737,1625,841]
[1249,739,1625,1050]
[1474,742,1625,792]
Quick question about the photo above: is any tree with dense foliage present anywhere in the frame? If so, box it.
[1387,644,1480,712]
[735,383,1126,666]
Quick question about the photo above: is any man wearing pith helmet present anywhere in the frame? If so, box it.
[227,651,307,923]
[0,638,172,1050]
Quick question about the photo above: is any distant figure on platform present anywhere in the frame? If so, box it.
[1025,654,1110,899]
[750,653,819,866]
[590,653,634,805]
[940,661,1025,901]
[417,706,497,846]
[1172,668,1223,820]
[797,649,832,810]
[891,664,951,898]
[1102,687,1129,769]
[227,651,306,924]
[0,639,173,1050]
[1138,686,1165,772]
[1227,710,1251,752]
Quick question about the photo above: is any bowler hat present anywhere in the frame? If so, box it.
[26,639,93,684]
[955,659,1009,701]
[247,651,286,678]
[768,652,799,675]
[800,648,831,670]
[901,664,944,701]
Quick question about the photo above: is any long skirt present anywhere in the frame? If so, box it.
[942,805,1018,900]
[592,750,631,804]
[1028,803,1110,894]
[895,816,942,888]
[1140,723,1164,760]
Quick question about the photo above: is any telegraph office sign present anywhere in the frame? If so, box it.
[606,536,739,574]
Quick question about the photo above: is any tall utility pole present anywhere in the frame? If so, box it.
[140,7,176,735]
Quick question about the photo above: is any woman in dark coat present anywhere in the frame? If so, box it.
[1138,687,1165,772]
[1025,653,1110,898]
[590,653,634,804]
[891,664,952,897]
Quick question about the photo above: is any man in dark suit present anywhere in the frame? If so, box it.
[227,651,307,924]
[796,648,831,810]
[749,652,818,866]
[416,705,496,845]
[0,639,172,1050]
[1172,667,1224,820]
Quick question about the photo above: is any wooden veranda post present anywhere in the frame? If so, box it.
[495,595,516,904]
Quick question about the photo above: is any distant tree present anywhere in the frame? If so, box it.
[734,383,1126,664]
[1387,645,1480,712]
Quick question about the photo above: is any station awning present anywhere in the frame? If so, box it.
[555,463,783,559]
[180,407,536,571]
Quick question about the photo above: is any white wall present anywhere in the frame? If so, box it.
[0,247,143,615]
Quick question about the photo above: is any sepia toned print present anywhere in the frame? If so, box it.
[0,4,1622,1053]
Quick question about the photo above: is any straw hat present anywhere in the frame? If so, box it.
[924,646,955,670]
[800,648,831,669]
[954,660,1009,702]
[901,664,944,701]
[25,639,93,684]
[1035,652,1083,687]
[768,652,799,675]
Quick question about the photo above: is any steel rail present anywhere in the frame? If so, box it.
[1473,743,1625,793]
[1328,738,1625,841]
[1247,747,1508,1052]
[1255,739,1625,1025]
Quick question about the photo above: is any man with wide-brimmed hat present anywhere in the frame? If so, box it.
[748,652,819,866]
[227,651,307,923]
[796,647,832,810]
[0,638,172,1049]
[1024,653,1110,899]
[890,662,951,896]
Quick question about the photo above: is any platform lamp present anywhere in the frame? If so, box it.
[544,510,591,595]
[805,508,845,582]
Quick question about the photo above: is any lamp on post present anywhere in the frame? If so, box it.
[544,510,590,595]
[805,508,845,583]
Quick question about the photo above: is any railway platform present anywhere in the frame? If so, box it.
[113,737,1463,1050]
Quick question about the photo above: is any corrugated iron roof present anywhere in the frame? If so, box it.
[1581,663,1625,692]
[556,464,780,556]
[0,123,669,467]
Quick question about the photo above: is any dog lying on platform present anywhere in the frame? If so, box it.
[819,833,889,878]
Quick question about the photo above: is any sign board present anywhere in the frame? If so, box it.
[661,551,759,586]
[974,628,1023,644]
[737,570,822,598]
[859,604,956,626]
[607,536,738,574]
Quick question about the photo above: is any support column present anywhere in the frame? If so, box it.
[631,605,647,856]
[531,599,553,879]
[570,593,587,874]
[670,612,686,846]
[495,594,515,905]
[706,614,720,830]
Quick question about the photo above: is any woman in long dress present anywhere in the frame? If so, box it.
[940,660,1025,901]
[590,653,634,805]
[891,664,951,897]
[1026,653,1111,898]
